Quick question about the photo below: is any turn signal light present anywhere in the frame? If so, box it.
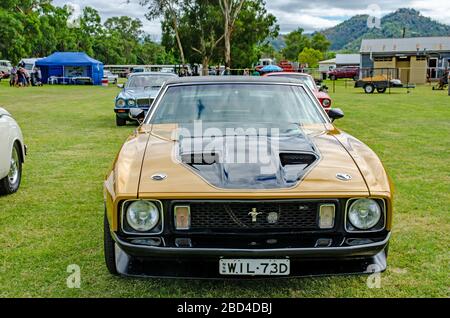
[174,205,191,230]
[319,204,335,229]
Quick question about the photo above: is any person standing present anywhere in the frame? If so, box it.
[24,68,31,86]
[35,67,42,86]
[10,66,17,87]
[18,67,27,87]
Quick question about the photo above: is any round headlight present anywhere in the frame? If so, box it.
[126,201,160,232]
[116,98,126,107]
[322,99,330,107]
[348,199,381,230]
[128,99,136,107]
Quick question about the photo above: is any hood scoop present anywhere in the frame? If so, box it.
[279,153,317,167]
[176,123,320,189]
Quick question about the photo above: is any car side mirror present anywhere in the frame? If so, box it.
[129,108,145,121]
[328,108,344,121]
[117,84,124,89]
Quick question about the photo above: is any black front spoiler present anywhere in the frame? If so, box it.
[111,232,389,279]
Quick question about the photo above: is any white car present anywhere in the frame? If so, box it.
[103,70,119,84]
[0,60,12,74]
[0,108,26,195]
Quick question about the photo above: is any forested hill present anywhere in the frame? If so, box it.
[322,8,450,52]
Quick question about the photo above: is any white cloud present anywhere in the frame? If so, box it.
[52,0,449,38]
[409,0,450,24]
[53,0,161,40]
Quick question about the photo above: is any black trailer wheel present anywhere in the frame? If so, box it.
[364,84,375,94]
[377,87,386,93]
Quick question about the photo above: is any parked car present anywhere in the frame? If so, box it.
[103,70,119,84]
[0,60,12,73]
[104,76,393,278]
[114,72,178,126]
[263,72,332,109]
[0,60,12,78]
[328,66,359,80]
[19,58,41,73]
[0,108,26,195]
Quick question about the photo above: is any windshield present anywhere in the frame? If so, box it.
[126,75,172,89]
[150,84,326,125]
[268,74,316,91]
[24,63,34,71]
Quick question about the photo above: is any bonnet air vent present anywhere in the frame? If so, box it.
[280,153,316,166]
[181,153,219,165]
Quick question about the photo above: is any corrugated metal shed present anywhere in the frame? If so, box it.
[318,58,336,65]
[360,37,450,53]
[335,54,360,65]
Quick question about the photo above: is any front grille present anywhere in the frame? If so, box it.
[137,98,153,107]
[173,201,330,232]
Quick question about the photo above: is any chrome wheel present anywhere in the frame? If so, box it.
[8,147,19,185]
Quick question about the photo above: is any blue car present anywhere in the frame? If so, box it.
[114,72,177,126]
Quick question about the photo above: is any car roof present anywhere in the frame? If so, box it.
[163,76,306,85]
[129,72,178,77]
[20,58,40,63]
[264,72,313,78]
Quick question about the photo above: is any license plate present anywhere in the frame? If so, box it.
[219,259,290,276]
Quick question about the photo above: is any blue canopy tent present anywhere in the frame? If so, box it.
[36,52,104,85]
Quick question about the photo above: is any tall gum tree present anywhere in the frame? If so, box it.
[139,0,186,65]
[219,0,245,68]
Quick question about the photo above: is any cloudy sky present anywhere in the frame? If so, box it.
[54,0,450,40]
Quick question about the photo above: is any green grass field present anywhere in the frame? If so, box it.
[0,79,448,297]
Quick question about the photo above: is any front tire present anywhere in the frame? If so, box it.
[330,75,336,81]
[116,115,126,126]
[104,213,119,275]
[364,84,375,94]
[0,143,22,195]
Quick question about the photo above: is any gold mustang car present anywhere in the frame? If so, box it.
[103,76,393,278]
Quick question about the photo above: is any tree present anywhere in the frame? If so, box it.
[310,32,330,53]
[298,47,323,68]
[103,16,143,64]
[139,0,186,64]
[281,28,310,61]
[219,0,245,68]
[227,0,278,68]
[182,0,224,74]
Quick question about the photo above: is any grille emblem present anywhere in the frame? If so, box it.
[248,208,263,223]
[336,173,352,181]
[267,212,279,224]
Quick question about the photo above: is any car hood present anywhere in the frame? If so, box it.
[117,87,161,100]
[134,123,372,198]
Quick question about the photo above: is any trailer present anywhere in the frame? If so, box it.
[354,74,415,93]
